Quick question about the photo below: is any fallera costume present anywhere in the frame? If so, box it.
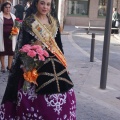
[0,14,76,120]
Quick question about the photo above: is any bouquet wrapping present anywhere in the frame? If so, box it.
[19,44,49,90]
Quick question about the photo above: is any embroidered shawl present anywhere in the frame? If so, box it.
[1,14,73,104]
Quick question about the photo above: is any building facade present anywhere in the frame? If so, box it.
[53,0,120,30]
[1,0,120,29]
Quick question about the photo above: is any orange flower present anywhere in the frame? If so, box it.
[23,69,38,86]
[11,27,19,35]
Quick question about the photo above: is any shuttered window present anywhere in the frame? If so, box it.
[98,0,107,17]
[67,0,90,16]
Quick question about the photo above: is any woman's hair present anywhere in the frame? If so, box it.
[1,2,11,12]
[25,0,58,19]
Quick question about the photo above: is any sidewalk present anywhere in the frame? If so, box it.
[114,33,120,40]
[0,25,120,120]
[62,25,120,120]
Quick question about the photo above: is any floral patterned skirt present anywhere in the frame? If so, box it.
[0,85,76,120]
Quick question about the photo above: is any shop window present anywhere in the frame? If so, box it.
[98,0,108,17]
[67,0,89,16]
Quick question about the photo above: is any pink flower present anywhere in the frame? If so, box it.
[19,44,31,53]
[22,44,31,50]
[36,49,44,55]
[20,44,49,63]
[38,55,45,61]
[22,44,31,49]
[27,50,37,58]
[19,48,29,53]
[31,45,42,50]
[43,50,49,57]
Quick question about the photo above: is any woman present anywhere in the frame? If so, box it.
[0,2,16,72]
[0,0,76,119]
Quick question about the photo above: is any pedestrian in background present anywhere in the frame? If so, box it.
[111,7,119,34]
[0,2,16,72]
[7,0,15,14]
[24,1,32,18]
[0,0,76,119]
[14,1,24,20]
[24,1,31,11]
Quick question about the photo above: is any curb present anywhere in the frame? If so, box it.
[61,31,69,35]
[113,34,120,41]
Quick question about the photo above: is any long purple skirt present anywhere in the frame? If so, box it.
[0,84,76,120]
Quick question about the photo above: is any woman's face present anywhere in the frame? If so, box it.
[3,4,11,14]
[36,0,51,15]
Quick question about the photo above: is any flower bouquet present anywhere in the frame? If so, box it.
[9,18,23,40]
[19,44,49,91]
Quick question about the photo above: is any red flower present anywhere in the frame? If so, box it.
[15,18,20,21]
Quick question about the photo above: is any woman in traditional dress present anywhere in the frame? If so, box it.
[0,2,16,72]
[0,0,76,119]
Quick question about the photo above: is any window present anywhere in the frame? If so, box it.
[67,0,89,16]
[98,0,108,17]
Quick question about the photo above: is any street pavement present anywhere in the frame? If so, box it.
[0,25,120,120]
